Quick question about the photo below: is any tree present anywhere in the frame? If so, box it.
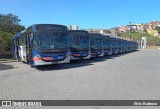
[0,13,25,54]
[155,26,160,30]
[155,26,160,34]
[0,32,12,53]
[0,13,25,34]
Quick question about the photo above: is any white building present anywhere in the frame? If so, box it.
[141,37,147,49]
[69,25,79,30]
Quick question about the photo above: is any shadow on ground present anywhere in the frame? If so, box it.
[0,63,18,70]
[36,50,138,71]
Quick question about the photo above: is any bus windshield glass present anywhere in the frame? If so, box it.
[90,34,103,49]
[35,24,67,32]
[111,38,117,48]
[34,31,68,50]
[104,37,111,47]
[69,32,89,49]
[117,40,121,47]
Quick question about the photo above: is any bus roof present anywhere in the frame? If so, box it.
[68,30,89,35]
[25,24,67,32]
[32,24,67,28]
[89,33,102,37]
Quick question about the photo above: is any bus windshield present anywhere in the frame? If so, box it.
[104,37,111,47]
[111,39,117,48]
[34,31,67,50]
[117,40,121,46]
[69,34,89,49]
[90,36,103,49]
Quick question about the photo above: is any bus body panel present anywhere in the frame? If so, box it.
[117,38,122,53]
[89,33,104,57]
[70,51,90,60]
[121,40,126,53]
[68,30,91,60]
[110,37,118,54]
[13,24,70,66]
[103,35,112,55]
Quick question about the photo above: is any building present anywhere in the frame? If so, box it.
[110,27,120,34]
[85,29,111,34]
[143,21,160,30]
[85,29,100,33]
[147,29,159,36]
[118,26,128,33]
[100,29,111,34]
[136,24,144,32]
[69,25,79,30]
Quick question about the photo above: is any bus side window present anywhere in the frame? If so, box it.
[21,33,25,46]
[28,32,34,47]
[16,37,20,46]
[30,33,34,41]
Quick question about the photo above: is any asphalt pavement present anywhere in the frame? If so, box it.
[0,49,160,109]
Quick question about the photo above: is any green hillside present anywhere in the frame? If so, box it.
[118,32,160,46]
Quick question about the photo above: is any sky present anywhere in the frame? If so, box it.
[0,0,160,29]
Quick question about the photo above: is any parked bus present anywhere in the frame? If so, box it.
[134,41,139,50]
[13,29,26,61]
[68,30,91,60]
[111,37,118,54]
[89,33,104,57]
[121,39,126,53]
[128,41,132,52]
[124,40,129,52]
[117,38,122,53]
[103,35,112,55]
[13,24,70,67]
[131,41,134,51]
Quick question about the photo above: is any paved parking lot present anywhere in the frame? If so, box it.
[0,49,160,109]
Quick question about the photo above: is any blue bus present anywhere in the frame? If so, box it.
[13,29,26,61]
[131,41,134,51]
[103,35,112,55]
[89,33,104,57]
[121,39,126,53]
[13,24,70,67]
[134,41,139,50]
[68,30,91,60]
[117,38,122,53]
[128,41,132,52]
[124,40,129,52]
[111,37,118,54]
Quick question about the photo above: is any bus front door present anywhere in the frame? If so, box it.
[26,34,32,64]
[16,37,20,61]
